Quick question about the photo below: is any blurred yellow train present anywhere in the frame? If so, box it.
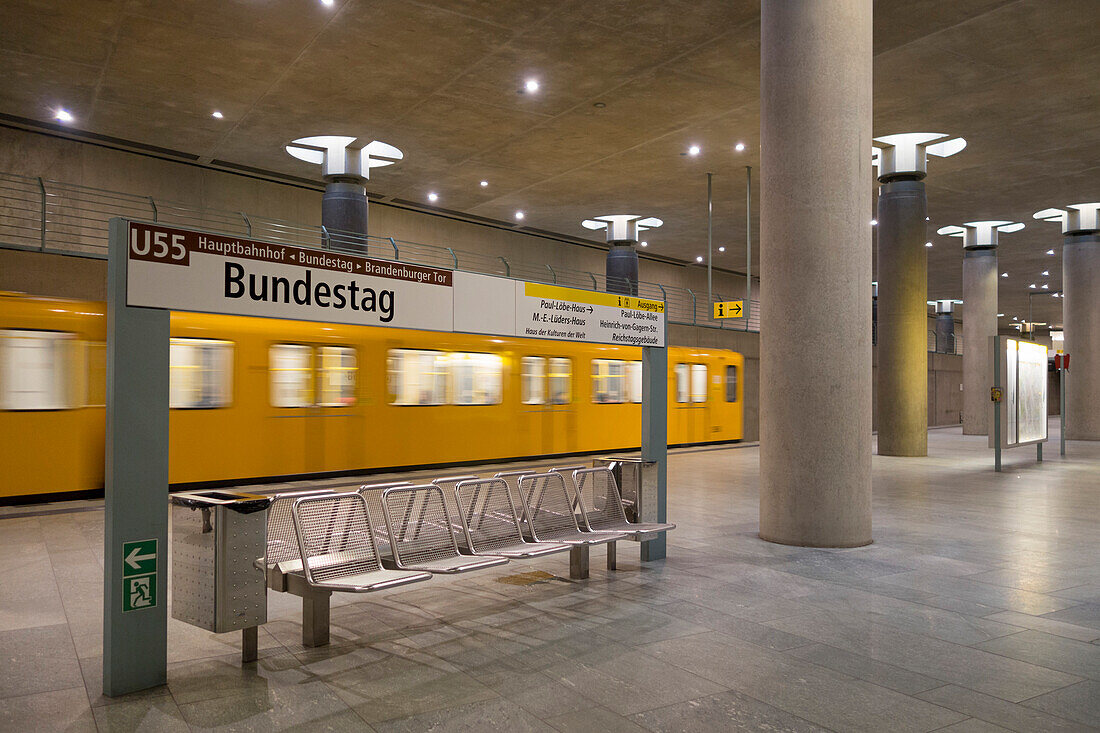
[0,292,744,502]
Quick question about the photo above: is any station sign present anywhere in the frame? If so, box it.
[126,222,664,347]
[712,300,744,319]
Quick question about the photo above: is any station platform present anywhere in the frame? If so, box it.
[1,420,1098,732]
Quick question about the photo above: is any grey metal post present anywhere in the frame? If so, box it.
[569,545,590,579]
[103,218,170,696]
[707,172,713,307]
[745,166,752,319]
[993,335,1002,472]
[640,310,668,561]
[1060,364,1066,456]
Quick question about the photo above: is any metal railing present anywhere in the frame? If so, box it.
[0,171,760,332]
[927,330,963,355]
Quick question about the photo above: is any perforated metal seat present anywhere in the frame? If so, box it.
[430,475,481,549]
[494,469,536,528]
[357,481,414,558]
[453,478,570,558]
[381,485,508,573]
[517,473,626,545]
[573,467,676,537]
[289,492,431,591]
[261,489,336,585]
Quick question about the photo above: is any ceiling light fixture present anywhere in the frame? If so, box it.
[997,313,1005,317]
[1047,249,1055,255]
[320,0,334,6]
[640,241,648,247]
[54,109,74,123]
[479,180,488,187]
[925,241,933,247]
[734,142,745,152]
[427,192,438,202]
[211,111,224,119]
[1001,272,1008,277]
[524,79,539,93]
[718,246,726,252]
[695,256,704,263]
[1042,284,1049,289]
[1041,270,1049,276]
[870,219,877,226]
[515,211,525,220]
[1029,283,1037,289]
[688,145,700,156]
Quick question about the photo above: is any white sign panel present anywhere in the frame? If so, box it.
[990,336,1048,448]
[126,222,453,332]
[124,222,664,347]
[516,282,665,347]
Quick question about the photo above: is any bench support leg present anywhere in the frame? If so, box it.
[302,591,331,647]
[241,626,258,663]
[570,545,590,580]
[606,541,617,571]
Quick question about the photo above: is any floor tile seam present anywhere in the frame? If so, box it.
[0,683,93,707]
[626,686,842,733]
[977,607,1100,640]
[778,641,952,693]
[332,674,502,726]
[956,573,1092,596]
[1011,679,1100,725]
[962,638,1095,682]
[867,574,1069,614]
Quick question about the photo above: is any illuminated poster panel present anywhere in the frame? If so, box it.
[991,337,1048,448]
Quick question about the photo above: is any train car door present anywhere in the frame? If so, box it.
[672,362,708,444]
[521,355,577,457]
[313,345,361,473]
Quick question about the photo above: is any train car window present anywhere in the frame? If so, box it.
[388,349,447,405]
[0,330,79,410]
[625,360,643,403]
[450,352,503,405]
[318,346,357,407]
[521,356,546,405]
[591,359,625,403]
[270,344,313,407]
[675,363,690,403]
[725,365,739,402]
[171,338,233,409]
[691,364,708,402]
[549,357,571,404]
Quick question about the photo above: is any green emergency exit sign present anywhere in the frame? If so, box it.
[122,538,157,612]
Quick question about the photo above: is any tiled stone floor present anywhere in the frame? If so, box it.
[2,421,1099,732]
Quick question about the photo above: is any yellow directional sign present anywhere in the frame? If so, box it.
[713,300,744,319]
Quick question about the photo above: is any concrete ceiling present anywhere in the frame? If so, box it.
[1,0,1096,328]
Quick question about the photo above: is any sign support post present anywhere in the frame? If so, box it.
[103,218,170,696]
[640,310,668,561]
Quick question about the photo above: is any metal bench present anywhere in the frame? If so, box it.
[264,491,430,646]
[357,481,415,559]
[494,469,536,531]
[573,467,676,569]
[452,478,570,559]
[431,474,482,548]
[518,472,626,578]
[380,484,509,574]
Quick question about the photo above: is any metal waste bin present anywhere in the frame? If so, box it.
[170,490,271,636]
[593,456,658,541]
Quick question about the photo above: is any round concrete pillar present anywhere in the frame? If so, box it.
[322,181,369,251]
[759,0,873,547]
[935,312,955,353]
[962,248,998,435]
[606,242,639,295]
[876,179,928,456]
[1063,233,1100,439]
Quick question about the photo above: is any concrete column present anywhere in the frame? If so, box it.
[759,0,873,548]
[876,179,928,456]
[321,181,369,246]
[1063,233,1100,439]
[962,249,998,434]
[935,311,955,354]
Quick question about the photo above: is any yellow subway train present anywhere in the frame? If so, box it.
[0,292,744,502]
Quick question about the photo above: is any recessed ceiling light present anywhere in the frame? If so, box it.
[1013,316,1018,321]
[1042,283,1049,289]
[54,108,74,123]
[1001,272,1008,277]
[695,256,704,263]
[997,313,1005,317]
[479,180,488,187]
[1029,283,1037,289]
[524,79,539,93]
[515,210,525,220]
[320,0,334,6]
[1041,270,1049,276]
[427,192,438,202]
[870,219,877,226]
[734,142,745,152]
[211,110,224,119]
[688,145,700,156]
[1046,249,1055,255]
[925,241,933,247]
[718,246,726,252]
[925,216,931,221]
[639,241,648,247]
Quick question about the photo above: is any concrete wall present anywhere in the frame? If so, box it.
[873,348,964,431]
